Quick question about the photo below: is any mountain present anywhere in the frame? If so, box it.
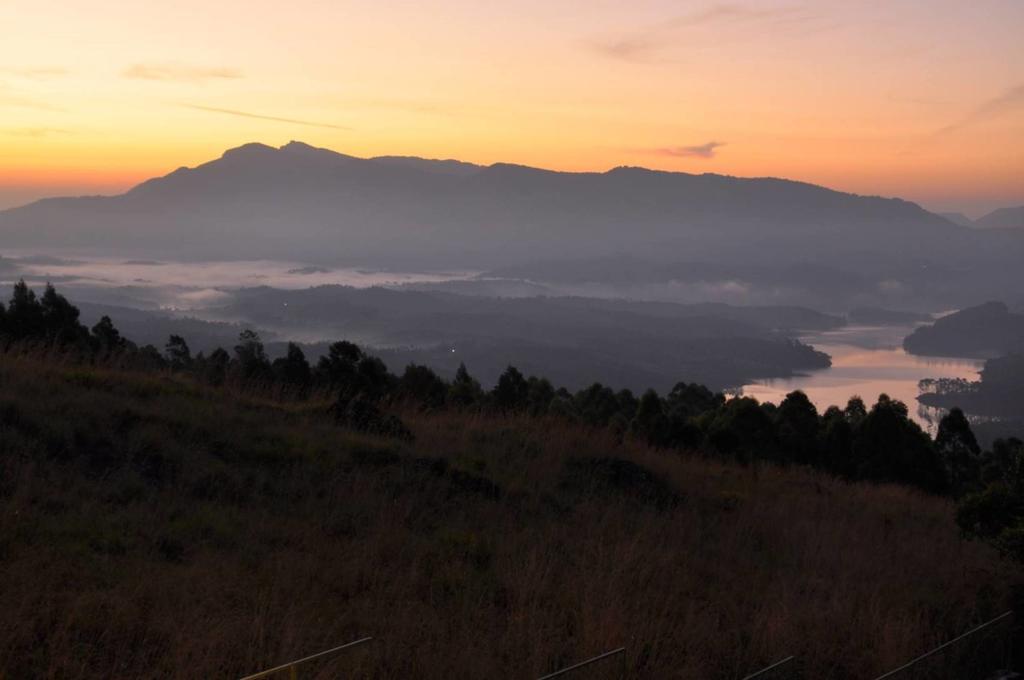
[937,211,975,228]
[0,141,979,269]
[976,206,1024,230]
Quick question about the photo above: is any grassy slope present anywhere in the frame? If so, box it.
[0,354,1015,679]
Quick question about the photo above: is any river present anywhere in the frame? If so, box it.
[739,324,984,433]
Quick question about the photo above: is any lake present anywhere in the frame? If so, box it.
[739,324,984,433]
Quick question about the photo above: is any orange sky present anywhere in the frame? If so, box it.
[1,0,1021,216]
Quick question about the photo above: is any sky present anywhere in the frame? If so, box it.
[1,0,1021,216]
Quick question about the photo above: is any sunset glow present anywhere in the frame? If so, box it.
[2,0,1021,214]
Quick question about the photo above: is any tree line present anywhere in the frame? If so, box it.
[2,281,1021,561]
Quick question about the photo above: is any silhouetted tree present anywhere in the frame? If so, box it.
[820,405,855,477]
[6,280,43,339]
[398,363,448,409]
[492,365,529,412]
[316,340,364,385]
[630,389,671,447]
[92,315,128,352]
[272,342,312,388]
[704,397,778,463]
[448,362,484,407]
[776,390,820,464]
[957,439,1024,562]
[39,284,88,346]
[573,383,622,426]
[165,335,192,370]
[935,408,981,497]
[844,396,868,425]
[851,395,945,492]
[202,347,231,386]
[981,437,1024,486]
[526,376,555,416]
[233,329,270,379]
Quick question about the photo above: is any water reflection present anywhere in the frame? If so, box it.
[740,325,983,433]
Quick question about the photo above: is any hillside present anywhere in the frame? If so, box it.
[904,302,1024,358]
[0,352,1014,679]
[207,285,836,391]
[977,206,1024,230]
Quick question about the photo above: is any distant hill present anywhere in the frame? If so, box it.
[847,307,932,326]
[903,301,1024,358]
[976,206,1024,230]
[0,140,973,269]
[206,285,837,390]
[937,212,975,228]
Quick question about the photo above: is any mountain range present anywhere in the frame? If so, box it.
[2,141,1022,309]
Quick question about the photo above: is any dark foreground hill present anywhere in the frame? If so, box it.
[0,352,1015,679]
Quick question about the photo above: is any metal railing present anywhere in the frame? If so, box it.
[239,636,374,680]
[741,655,796,680]
[537,647,626,679]
[872,611,1014,680]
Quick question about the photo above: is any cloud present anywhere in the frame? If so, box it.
[933,84,1024,136]
[593,3,814,62]
[0,89,64,112]
[183,104,351,130]
[652,141,726,159]
[124,63,243,82]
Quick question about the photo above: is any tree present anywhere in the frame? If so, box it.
[448,362,483,407]
[39,283,87,345]
[164,335,192,370]
[573,383,622,426]
[704,397,778,463]
[6,280,43,339]
[202,347,231,385]
[526,376,555,416]
[92,315,127,352]
[957,441,1024,562]
[935,408,981,496]
[776,390,820,464]
[272,342,312,388]
[492,365,529,412]
[233,329,270,379]
[851,395,945,492]
[820,405,855,477]
[630,389,671,447]
[398,363,448,409]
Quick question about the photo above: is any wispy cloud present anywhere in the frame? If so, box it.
[183,104,351,130]
[0,88,64,112]
[652,141,726,159]
[593,3,818,62]
[124,63,243,82]
[933,84,1024,136]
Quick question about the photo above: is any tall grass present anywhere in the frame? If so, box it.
[0,354,1015,679]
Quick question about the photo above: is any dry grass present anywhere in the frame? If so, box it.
[0,354,1016,679]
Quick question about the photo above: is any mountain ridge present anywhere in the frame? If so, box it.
[0,140,1001,273]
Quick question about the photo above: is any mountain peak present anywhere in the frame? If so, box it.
[220,142,277,160]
